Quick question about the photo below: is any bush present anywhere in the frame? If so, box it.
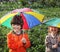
[0,1,60,52]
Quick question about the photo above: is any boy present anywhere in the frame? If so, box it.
[7,15,31,52]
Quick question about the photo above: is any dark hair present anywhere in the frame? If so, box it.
[11,15,23,29]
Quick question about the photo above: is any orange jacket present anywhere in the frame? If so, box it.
[7,32,31,52]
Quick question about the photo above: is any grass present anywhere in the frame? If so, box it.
[0,7,60,52]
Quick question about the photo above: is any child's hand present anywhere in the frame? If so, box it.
[52,44,58,48]
[21,38,26,44]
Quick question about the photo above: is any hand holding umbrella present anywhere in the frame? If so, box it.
[21,37,26,44]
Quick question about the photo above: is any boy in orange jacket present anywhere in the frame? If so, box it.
[7,15,31,52]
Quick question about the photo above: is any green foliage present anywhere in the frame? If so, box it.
[0,26,10,52]
[0,2,23,11]
[0,1,60,52]
[26,25,47,52]
[0,0,60,10]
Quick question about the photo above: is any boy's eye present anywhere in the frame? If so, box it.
[16,24,20,26]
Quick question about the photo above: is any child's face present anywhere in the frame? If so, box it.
[11,24,21,32]
[48,27,58,35]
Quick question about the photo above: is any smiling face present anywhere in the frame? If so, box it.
[48,26,58,35]
[11,24,21,33]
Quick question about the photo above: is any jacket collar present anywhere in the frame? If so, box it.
[12,30,23,35]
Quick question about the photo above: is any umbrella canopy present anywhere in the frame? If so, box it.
[0,9,44,29]
[44,18,60,28]
[11,8,33,13]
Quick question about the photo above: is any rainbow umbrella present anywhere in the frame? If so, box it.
[44,18,60,28]
[11,8,33,13]
[0,10,44,30]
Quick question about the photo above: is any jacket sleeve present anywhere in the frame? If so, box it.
[7,34,23,49]
[24,34,31,49]
[45,36,53,49]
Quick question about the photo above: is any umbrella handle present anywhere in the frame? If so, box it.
[22,29,25,37]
